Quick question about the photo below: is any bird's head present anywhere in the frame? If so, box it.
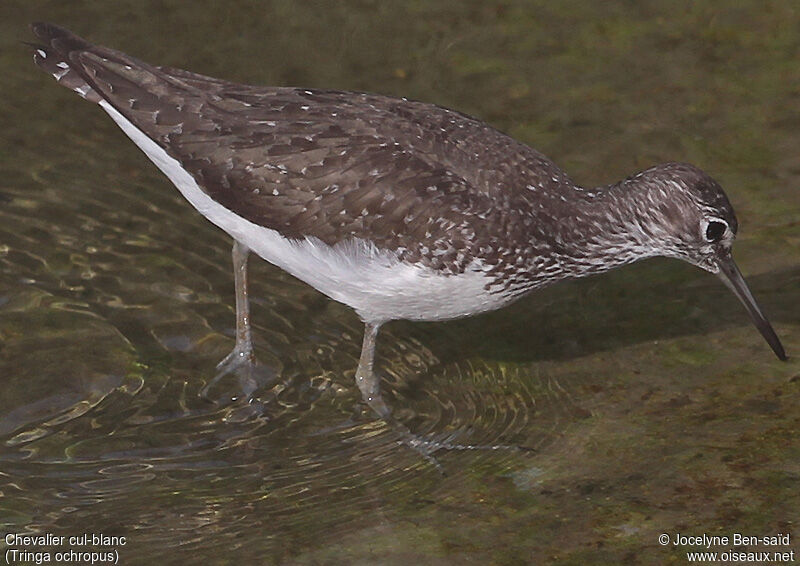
[618,162,786,360]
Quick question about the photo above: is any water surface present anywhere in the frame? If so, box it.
[1,1,798,564]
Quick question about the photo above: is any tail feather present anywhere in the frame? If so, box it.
[29,23,216,141]
[29,23,179,107]
[29,22,241,189]
[29,22,102,102]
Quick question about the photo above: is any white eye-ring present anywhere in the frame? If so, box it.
[704,218,728,243]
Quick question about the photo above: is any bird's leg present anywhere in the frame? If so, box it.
[201,239,257,399]
[354,321,446,470]
[355,321,390,419]
[353,321,530,472]
[219,239,256,371]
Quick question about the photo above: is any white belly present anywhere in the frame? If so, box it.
[99,101,508,323]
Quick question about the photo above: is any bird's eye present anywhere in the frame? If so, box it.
[705,220,727,242]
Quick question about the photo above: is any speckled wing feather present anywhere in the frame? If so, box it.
[30,22,575,277]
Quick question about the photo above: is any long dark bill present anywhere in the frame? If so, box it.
[717,253,787,361]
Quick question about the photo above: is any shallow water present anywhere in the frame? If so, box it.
[1,1,798,564]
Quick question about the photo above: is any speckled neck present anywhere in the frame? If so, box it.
[538,178,677,279]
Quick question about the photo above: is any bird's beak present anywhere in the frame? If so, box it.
[715,252,787,361]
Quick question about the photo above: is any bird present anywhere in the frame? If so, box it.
[30,23,786,426]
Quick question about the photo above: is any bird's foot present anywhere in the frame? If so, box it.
[215,342,256,374]
[361,399,530,473]
[395,423,532,473]
[200,343,264,402]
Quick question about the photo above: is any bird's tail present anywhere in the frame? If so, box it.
[28,22,227,154]
[28,22,124,103]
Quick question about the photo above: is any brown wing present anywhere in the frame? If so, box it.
[31,22,573,275]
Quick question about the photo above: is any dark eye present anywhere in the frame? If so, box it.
[705,221,727,242]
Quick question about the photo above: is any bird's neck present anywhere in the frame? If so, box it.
[541,181,665,280]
